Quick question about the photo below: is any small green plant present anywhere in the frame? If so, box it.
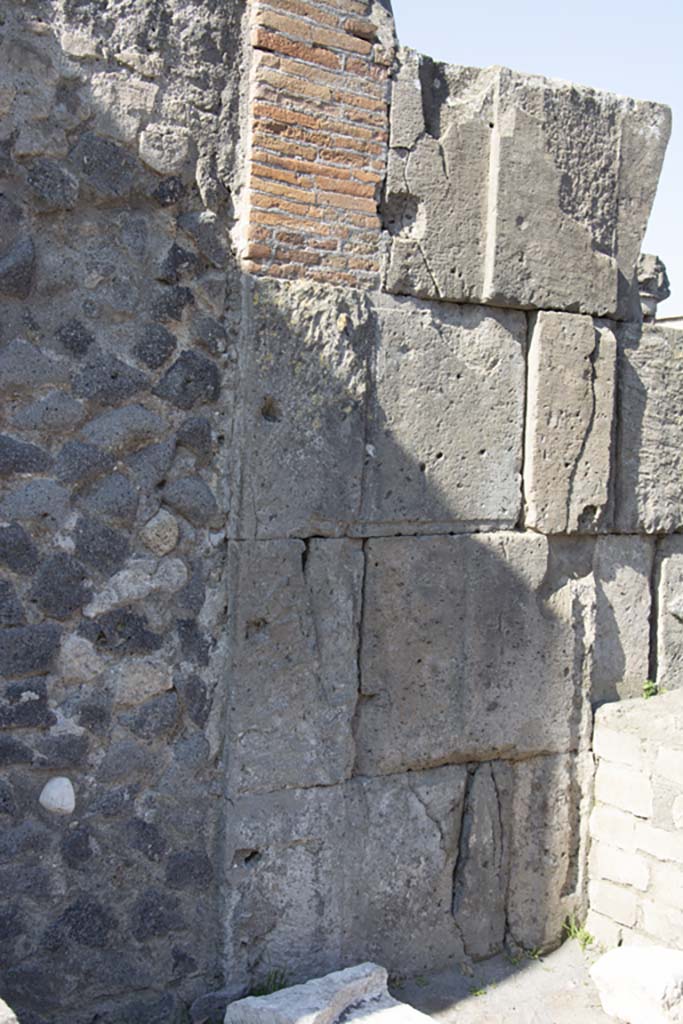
[250,969,290,997]
[643,679,659,699]
[526,947,543,961]
[563,914,594,952]
[470,986,487,997]
[388,972,406,991]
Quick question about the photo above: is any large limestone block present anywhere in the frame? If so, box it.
[658,536,683,690]
[385,54,670,318]
[354,533,585,776]
[524,313,617,533]
[224,964,434,1024]
[226,538,363,794]
[231,280,373,539]
[616,325,683,533]
[591,946,683,1024]
[222,767,468,991]
[356,296,525,534]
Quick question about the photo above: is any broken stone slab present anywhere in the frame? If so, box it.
[524,312,617,533]
[354,533,586,776]
[223,767,467,992]
[590,946,683,1024]
[230,279,372,539]
[224,964,434,1024]
[384,54,670,319]
[616,324,683,533]
[225,538,363,795]
[356,295,525,535]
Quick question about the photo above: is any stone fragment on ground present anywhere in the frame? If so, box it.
[224,963,434,1024]
[590,946,683,1023]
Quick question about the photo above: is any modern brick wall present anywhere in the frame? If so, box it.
[243,0,392,287]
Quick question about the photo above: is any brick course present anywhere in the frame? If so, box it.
[244,0,391,286]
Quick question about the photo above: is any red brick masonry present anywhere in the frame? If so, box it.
[243,0,391,288]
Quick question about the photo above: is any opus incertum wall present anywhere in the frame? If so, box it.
[0,0,675,1021]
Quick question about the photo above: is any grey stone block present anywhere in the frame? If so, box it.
[72,353,149,405]
[616,325,683,532]
[134,322,177,369]
[11,391,86,433]
[26,157,79,210]
[30,554,91,620]
[163,475,220,527]
[385,56,670,318]
[79,607,162,655]
[153,350,220,409]
[524,313,617,533]
[358,296,525,534]
[0,479,70,527]
[223,766,468,988]
[226,538,363,795]
[70,133,136,198]
[354,533,583,776]
[0,581,26,626]
[0,523,39,575]
[177,415,212,460]
[231,280,372,539]
[0,434,52,476]
[55,318,95,357]
[79,404,165,453]
[0,237,35,299]
[53,441,115,485]
[150,285,195,322]
[80,472,139,525]
[0,339,68,393]
[0,679,54,725]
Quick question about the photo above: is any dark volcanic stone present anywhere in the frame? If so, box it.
[177,619,210,665]
[60,826,93,868]
[154,351,220,409]
[70,133,136,198]
[177,415,212,460]
[0,679,53,727]
[55,318,95,357]
[0,734,33,766]
[176,673,210,728]
[80,473,138,526]
[122,692,179,740]
[0,626,61,678]
[0,237,35,299]
[79,607,161,655]
[72,353,149,404]
[0,779,17,816]
[53,441,114,485]
[0,580,26,626]
[150,285,195,322]
[163,475,220,527]
[0,434,52,476]
[57,895,117,948]
[158,242,198,284]
[26,158,79,210]
[152,176,186,206]
[74,516,130,577]
[0,523,39,575]
[30,554,91,620]
[130,888,182,940]
[134,322,177,369]
[35,732,89,769]
[165,849,213,890]
[126,818,167,863]
[194,315,228,355]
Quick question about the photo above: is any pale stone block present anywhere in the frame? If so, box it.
[0,998,18,1024]
[636,822,683,864]
[223,766,468,990]
[591,946,683,1024]
[673,796,683,830]
[590,804,636,852]
[355,533,582,775]
[588,880,637,927]
[658,537,683,691]
[524,313,616,533]
[657,747,683,788]
[90,72,158,143]
[651,861,683,911]
[594,724,644,769]
[358,296,525,534]
[641,900,683,949]
[231,280,371,539]
[224,963,434,1024]
[595,761,653,819]
[39,777,75,815]
[385,58,670,318]
[590,841,649,891]
[617,327,683,533]
[585,909,622,950]
[226,538,363,795]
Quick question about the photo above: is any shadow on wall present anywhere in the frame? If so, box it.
[221,280,594,999]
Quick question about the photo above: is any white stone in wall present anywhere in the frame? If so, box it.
[39,777,75,815]
[524,312,616,533]
[658,537,683,691]
[588,880,638,928]
[591,946,683,1023]
[0,998,18,1024]
[595,761,653,818]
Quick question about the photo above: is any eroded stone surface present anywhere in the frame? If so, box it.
[384,55,670,318]
[657,536,683,691]
[524,313,617,533]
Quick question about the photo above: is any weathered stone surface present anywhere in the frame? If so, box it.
[81,472,139,525]
[134,322,177,369]
[384,56,670,318]
[224,964,434,1024]
[0,625,61,677]
[30,554,91,620]
[226,539,363,794]
[524,313,617,533]
[0,581,25,626]
[657,537,683,691]
[0,236,35,298]
[141,509,179,555]
[0,479,69,528]
[11,391,86,433]
[54,441,115,485]
[72,353,149,405]
[638,253,670,322]
[0,523,39,575]
[0,339,68,393]
[591,946,683,1024]
[0,434,52,476]
[224,767,468,987]
[357,296,525,534]
[26,157,80,210]
[231,280,372,539]
[80,404,165,453]
[162,476,220,527]
[617,325,683,533]
[75,515,130,576]
[84,557,187,617]
[355,533,583,775]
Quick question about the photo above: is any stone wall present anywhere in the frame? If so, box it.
[0,1,677,1022]
[588,692,683,949]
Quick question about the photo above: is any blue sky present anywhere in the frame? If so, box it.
[391,0,681,311]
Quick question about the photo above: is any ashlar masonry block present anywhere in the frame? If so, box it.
[524,312,617,533]
[354,532,585,776]
[384,55,670,319]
